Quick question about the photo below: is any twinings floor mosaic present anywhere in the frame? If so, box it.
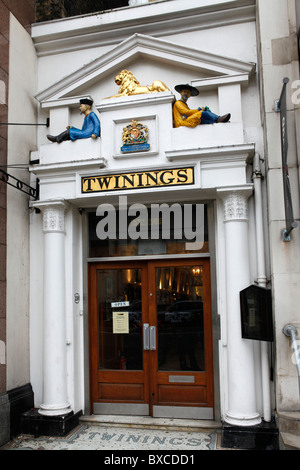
[2,423,222,451]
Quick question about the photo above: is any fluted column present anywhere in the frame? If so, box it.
[38,200,71,416]
[218,187,261,426]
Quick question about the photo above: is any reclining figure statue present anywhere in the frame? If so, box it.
[173,84,231,128]
[47,98,100,143]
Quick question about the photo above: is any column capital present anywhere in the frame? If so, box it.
[217,186,253,222]
[33,199,68,233]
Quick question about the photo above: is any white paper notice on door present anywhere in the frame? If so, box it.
[113,311,129,334]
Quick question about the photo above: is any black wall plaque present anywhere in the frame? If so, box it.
[240,285,273,341]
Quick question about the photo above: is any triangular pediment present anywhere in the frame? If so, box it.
[36,33,255,104]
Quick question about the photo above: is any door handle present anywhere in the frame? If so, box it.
[143,323,149,350]
[143,324,156,350]
[150,326,156,351]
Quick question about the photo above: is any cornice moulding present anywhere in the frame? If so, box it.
[97,90,174,112]
[36,33,255,103]
[29,158,107,176]
[217,184,254,200]
[191,73,251,90]
[31,0,256,56]
[41,95,94,109]
[165,143,255,162]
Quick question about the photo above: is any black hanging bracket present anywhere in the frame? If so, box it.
[0,118,49,127]
[276,78,298,241]
[0,169,39,200]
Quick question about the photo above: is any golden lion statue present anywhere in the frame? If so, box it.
[106,69,169,98]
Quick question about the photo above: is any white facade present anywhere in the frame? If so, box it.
[25,0,299,434]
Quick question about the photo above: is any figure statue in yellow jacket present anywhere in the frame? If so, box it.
[173,84,231,128]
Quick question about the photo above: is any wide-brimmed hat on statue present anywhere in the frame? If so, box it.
[174,84,199,96]
[80,98,93,106]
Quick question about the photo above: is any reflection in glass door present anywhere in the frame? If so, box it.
[89,259,214,418]
[89,262,150,416]
[156,266,205,372]
[148,259,214,419]
[97,268,143,371]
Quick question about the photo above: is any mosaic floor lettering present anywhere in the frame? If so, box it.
[2,424,220,451]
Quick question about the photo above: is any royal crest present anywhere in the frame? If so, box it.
[121,120,150,153]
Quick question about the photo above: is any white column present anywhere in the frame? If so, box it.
[38,201,71,416]
[253,153,271,422]
[218,187,261,426]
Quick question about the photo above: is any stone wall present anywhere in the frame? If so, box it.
[257,0,300,411]
[0,0,35,446]
[0,0,35,398]
[0,0,8,397]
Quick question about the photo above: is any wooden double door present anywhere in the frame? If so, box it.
[89,258,214,419]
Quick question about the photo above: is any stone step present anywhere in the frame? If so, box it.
[79,414,222,433]
[280,432,300,450]
[277,411,300,437]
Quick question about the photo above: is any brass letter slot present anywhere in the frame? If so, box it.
[169,375,195,383]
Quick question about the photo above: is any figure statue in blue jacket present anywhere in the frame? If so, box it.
[47,98,101,143]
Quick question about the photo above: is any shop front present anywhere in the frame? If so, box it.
[89,257,214,419]
[87,198,214,419]
[30,153,257,427]
[28,28,266,435]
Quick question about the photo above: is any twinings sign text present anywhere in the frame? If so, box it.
[81,167,194,194]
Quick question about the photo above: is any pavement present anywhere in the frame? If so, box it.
[1,414,229,453]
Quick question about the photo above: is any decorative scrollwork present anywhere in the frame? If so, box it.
[222,192,249,222]
[43,206,65,233]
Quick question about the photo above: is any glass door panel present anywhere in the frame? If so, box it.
[97,268,143,371]
[156,266,205,372]
[89,259,214,418]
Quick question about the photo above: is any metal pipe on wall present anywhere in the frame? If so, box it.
[283,324,300,398]
[253,152,272,422]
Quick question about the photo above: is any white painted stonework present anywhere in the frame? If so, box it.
[29,0,271,425]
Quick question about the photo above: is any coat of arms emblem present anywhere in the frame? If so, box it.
[121,120,150,153]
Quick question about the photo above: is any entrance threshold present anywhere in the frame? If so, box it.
[79,414,221,433]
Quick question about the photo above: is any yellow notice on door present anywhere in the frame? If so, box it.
[113,311,129,334]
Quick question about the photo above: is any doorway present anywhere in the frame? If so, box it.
[88,258,214,419]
